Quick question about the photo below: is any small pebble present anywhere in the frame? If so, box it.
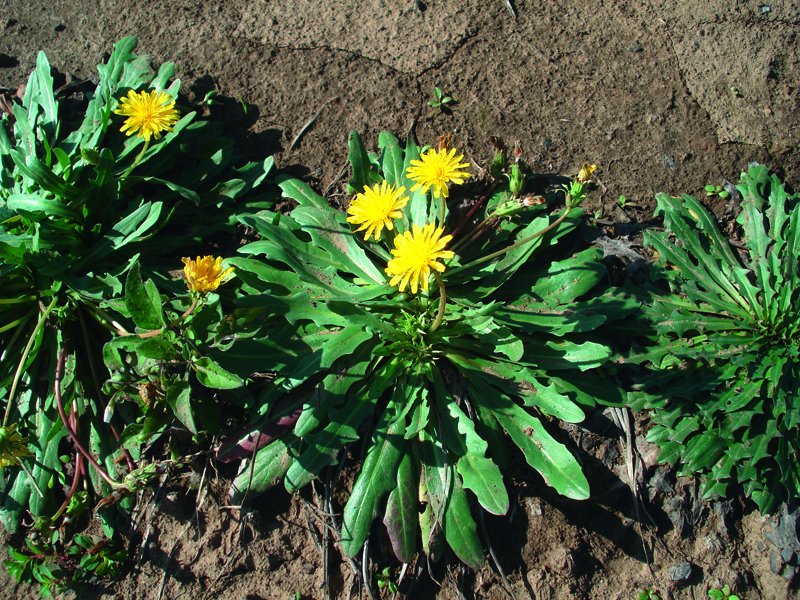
[527,497,543,516]
[541,138,553,148]
[669,562,693,581]
[628,43,643,52]
[661,153,677,171]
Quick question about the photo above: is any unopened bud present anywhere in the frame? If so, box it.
[508,163,526,196]
[490,150,508,181]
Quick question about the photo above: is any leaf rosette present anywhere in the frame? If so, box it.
[221,131,637,566]
[631,164,800,513]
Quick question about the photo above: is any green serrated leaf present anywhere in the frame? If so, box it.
[124,262,164,331]
[78,201,163,269]
[461,368,589,500]
[285,358,401,491]
[164,381,197,435]
[378,132,405,195]
[6,193,81,221]
[431,369,509,515]
[401,138,427,229]
[291,206,385,283]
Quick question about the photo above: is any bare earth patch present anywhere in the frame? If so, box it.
[1,0,798,598]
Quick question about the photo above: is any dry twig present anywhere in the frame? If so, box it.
[478,508,518,600]
[289,97,339,151]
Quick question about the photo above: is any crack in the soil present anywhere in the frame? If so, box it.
[229,27,481,79]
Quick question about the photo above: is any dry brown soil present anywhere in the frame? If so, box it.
[1,0,799,599]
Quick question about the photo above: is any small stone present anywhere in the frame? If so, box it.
[668,562,692,581]
[300,562,315,574]
[541,138,553,148]
[661,153,677,171]
[769,549,783,575]
[628,43,643,52]
[527,497,543,516]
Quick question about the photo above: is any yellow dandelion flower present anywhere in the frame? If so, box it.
[0,424,33,468]
[347,180,409,241]
[182,256,235,293]
[406,147,470,199]
[577,163,597,184]
[114,89,180,142]
[386,223,455,294]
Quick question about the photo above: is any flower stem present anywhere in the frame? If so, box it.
[119,297,198,338]
[121,137,151,179]
[77,308,135,470]
[450,214,498,255]
[429,272,447,334]
[0,296,37,305]
[447,206,572,278]
[17,458,44,499]
[82,300,130,335]
[54,344,122,490]
[4,296,58,428]
[51,452,83,522]
[0,310,33,360]
[0,308,36,335]
[451,183,497,238]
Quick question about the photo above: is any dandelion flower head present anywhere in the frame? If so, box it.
[115,89,180,142]
[0,424,33,468]
[347,180,409,241]
[577,163,597,184]
[385,223,455,294]
[182,256,235,293]
[406,147,470,199]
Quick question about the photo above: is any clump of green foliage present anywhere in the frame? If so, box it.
[218,131,636,567]
[0,37,273,593]
[4,531,126,598]
[428,87,454,109]
[708,584,741,600]
[631,164,800,512]
[705,183,730,199]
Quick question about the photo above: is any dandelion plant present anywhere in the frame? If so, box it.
[218,132,637,567]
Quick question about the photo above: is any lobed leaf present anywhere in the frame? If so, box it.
[124,262,164,331]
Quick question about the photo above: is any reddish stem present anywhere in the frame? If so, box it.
[77,308,135,470]
[52,452,83,522]
[451,183,497,238]
[54,345,120,489]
